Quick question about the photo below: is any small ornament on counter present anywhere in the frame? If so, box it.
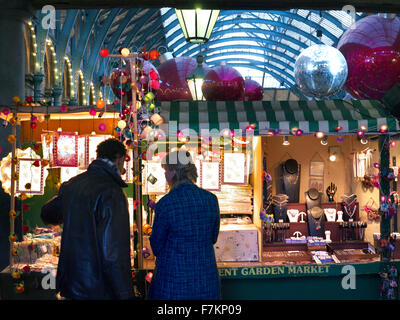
[142,224,152,235]
[22,265,31,274]
[145,272,153,283]
[133,200,140,210]
[147,173,157,185]
[147,199,156,210]
[326,182,337,202]
[142,247,151,259]
[11,270,21,279]
[15,282,24,294]
[9,234,17,243]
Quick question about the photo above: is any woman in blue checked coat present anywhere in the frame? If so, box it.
[149,150,221,300]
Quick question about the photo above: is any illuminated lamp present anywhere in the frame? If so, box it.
[283,136,290,146]
[186,55,208,101]
[175,9,219,43]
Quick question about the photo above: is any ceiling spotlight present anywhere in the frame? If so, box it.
[329,146,341,162]
[315,131,324,139]
[321,136,328,145]
[360,137,368,144]
[282,136,290,146]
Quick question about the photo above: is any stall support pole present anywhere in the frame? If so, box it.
[129,57,143,270]
[392,156,398,232]
[379,135,391,261]
[9,120,17,269]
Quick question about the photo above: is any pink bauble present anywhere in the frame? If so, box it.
[110,58,159,103]
[202,65,245,101]
[155,56,210,101]
[244,78,263,101]
[337,15,400,99]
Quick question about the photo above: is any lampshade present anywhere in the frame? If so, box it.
[175,9,219,43]
[186,55,208,100]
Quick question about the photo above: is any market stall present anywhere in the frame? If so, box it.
[1,98,400,300]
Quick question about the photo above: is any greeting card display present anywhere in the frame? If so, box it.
[201,161,222,191]
[54,133,78,167]
[223,153,247,185]
[142,161,167,194]
[16,159,45,195]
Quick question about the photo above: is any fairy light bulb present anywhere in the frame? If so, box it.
[121,48,130,57]
[57,127,62,132]
[118,120,127,130]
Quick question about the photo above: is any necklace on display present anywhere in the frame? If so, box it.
[310,214,322,230]
[342,194,357,207]
[324,209,336,222]
[285,164,300,185]
[287,210,299,222]
[344,204,357,220]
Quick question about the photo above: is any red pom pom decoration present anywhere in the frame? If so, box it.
[100,48,109,57]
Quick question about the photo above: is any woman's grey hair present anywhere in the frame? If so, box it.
[162,150,198,186]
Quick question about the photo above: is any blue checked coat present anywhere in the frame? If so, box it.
[148,180,221,300]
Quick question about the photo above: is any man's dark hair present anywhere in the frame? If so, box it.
[96,138,127,161]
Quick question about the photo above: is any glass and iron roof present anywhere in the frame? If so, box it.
[33,8,365,101]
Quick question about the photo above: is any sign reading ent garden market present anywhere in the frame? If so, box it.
[218,265,333,279]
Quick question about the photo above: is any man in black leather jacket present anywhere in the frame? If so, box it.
[41,138,133,300]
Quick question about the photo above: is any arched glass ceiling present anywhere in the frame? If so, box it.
[32,7,365,104]
[159,8,365,91]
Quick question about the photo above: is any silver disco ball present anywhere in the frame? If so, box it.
[294,44,348,98]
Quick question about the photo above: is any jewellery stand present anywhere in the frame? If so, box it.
[287,209,299,222]
[307,207,326,237]
[282,159,301,203]
[305,188,322,211]
[337,211,344,222]
[324,208,337,222]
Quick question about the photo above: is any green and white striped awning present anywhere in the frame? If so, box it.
[156,100,399,136]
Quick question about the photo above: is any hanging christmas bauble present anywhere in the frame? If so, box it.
[110,59,159,103]
[96,99,105,109]
[100,48,109,57]
[149,49,159,60]
[294,44,348,98]
[98,123,106,132]
[337,14,400,99]
[155,56,210,101]
[244,77,263,101]
[202,65,245,101]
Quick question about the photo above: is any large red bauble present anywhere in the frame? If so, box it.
[337,15,400,100]
[244,78,263,101]
[155,56,210,101]
[110,58,159,103]
[202,65,245,101]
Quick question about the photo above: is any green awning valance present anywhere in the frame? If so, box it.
[156,100,399,136]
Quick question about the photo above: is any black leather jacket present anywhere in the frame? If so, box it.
[42,159,133,300]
